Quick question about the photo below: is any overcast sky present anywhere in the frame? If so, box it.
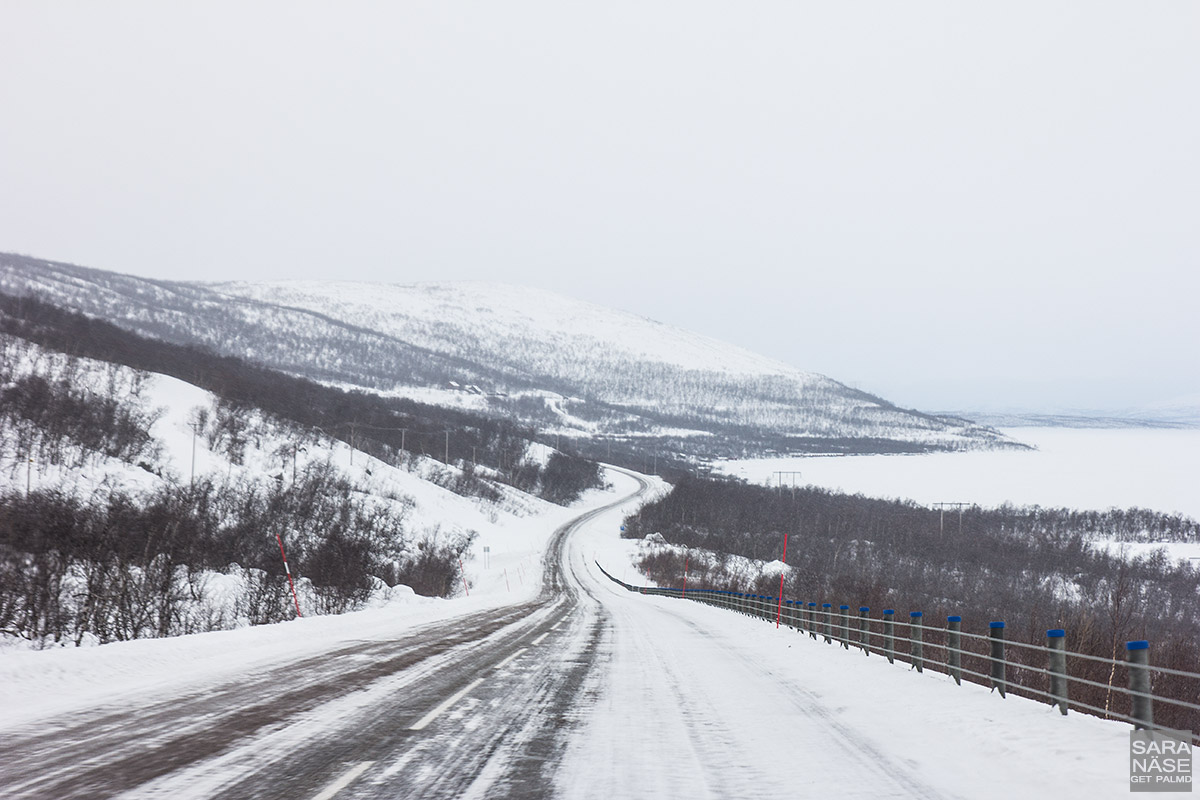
[1,2,1196,412]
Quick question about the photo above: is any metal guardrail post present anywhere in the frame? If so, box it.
[910,612,923,672]
[883,609,895,663]
[808,603,817,639]
[990,622,1006,698]
[822,603,833,644]
[858,607,870,655]
[1047,629,1068,715]
[840,605,851,649]
[947,616,961,685]
[1127,640,1153,730]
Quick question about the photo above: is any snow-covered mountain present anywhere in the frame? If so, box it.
[0,253,1014,454]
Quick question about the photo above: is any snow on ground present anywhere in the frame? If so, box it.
[211,280,814,378]
[1094,540,1200,567]
[564,515,1150,799]
[326,382,494,413]
[0,340,577,607]
[0,468,654,732]
[0,462,1160,797]
[1,341,666,663]
[717,427,1200,519]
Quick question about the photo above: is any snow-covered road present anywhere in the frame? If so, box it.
[558,479,1138,799]
[0,467,1150,798]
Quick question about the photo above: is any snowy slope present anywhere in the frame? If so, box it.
[207,278,1009,447]
[212,279,811,377]
[0,253,1015,452]
[0,332,600,642]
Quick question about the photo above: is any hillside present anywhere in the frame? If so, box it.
[0,302,613,648]
[0,253,1016,457]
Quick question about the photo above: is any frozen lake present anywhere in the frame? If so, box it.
[716,427,1200,520]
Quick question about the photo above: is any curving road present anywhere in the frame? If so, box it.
[0,471,650,800]
[1,465,1125,799]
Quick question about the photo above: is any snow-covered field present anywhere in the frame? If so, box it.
[718,427,1200,520]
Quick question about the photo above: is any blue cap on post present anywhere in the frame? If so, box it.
[840,605,850,610]
[1047,629,1065,638]
[947,615,962,623]
[1127,640,1150,651]
[860,606,870,612]
[990,621,1006,629]
[910,611,923,618]
[883,609,895,615]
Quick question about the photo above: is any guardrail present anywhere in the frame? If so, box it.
[595,562,1200,744]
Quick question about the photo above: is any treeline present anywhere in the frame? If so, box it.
[0,461,473,647]
[624,476,1200,732]
[0,292,601,505]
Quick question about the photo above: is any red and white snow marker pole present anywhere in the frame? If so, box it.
[776,532,788,628]
[459,558,470,597]
[275,533,302,618]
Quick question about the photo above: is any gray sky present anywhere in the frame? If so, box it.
[2,2,1196,412]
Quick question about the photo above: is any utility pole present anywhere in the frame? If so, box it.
[445,430,450,464]
[773,471,803,499]
[189,420,203,486]
[471,445,477,468]
[932,502,969,537]
[292,444,307,484]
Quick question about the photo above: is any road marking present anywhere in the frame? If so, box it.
[494,647,527,671]
[409,678,485,731]
[311,761,375,800]
[532,631,549,646]
[550,620,562,631]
